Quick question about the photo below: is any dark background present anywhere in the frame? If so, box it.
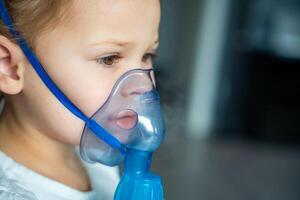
[153,0,300,199]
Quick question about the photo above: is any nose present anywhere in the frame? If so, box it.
[120,72,154,97]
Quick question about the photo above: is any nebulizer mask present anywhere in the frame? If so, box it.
[0,1,165,199]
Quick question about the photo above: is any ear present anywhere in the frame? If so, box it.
[0,35,25,95]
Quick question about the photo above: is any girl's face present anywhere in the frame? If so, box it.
[19,0,161,144]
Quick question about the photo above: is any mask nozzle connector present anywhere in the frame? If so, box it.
[124,148,152,173]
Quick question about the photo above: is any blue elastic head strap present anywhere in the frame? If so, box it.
[0,0,125,153]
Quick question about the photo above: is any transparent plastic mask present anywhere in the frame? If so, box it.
[80,68,165,166]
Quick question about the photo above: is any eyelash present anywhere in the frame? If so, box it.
[96,53,157,67]
[96,54,122,66]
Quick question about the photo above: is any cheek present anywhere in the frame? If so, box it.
[71,76,116,117]
[32,36,119,141]
[22,66,85,145]
[34,27,117,119]
[22,61,116,145]
[44,60,117,118]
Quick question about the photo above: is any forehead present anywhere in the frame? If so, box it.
[62,0,161,45]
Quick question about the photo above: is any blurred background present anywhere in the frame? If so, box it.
[152,0,300,199]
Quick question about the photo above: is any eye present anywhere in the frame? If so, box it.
[142,53,157,64]
[96,54,121,67]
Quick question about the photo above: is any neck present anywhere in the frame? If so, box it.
[0,102,91,191]
[0,103,76,163]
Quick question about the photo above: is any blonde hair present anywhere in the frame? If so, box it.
[0,0,73,104]
[0,0,73,46]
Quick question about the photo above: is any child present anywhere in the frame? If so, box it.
[0,0,161,199]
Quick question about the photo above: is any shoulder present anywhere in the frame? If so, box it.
[0,171,38,200]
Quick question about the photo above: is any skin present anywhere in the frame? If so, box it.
[0,0,160,191]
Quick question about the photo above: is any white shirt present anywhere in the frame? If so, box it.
[0,150,120,200]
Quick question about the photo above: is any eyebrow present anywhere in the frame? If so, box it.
[88,40,134,47]
[88,38,159,48]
